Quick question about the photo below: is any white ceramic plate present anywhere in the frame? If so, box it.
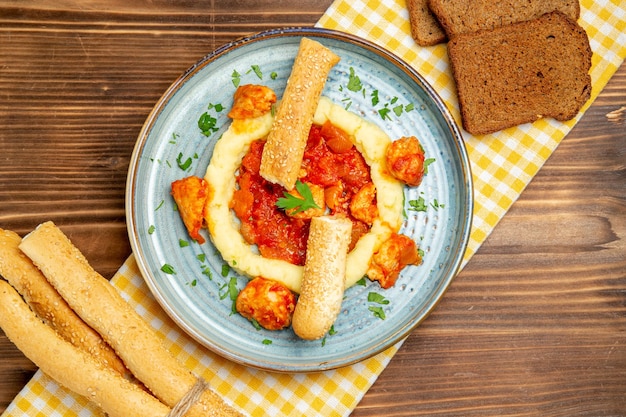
[126,27,473,372]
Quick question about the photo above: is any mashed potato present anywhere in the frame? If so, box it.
[204,96,403,293]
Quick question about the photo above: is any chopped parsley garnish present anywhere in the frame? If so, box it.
[262,339,273,345]
[198,112,218,136]
[250,65,263,79]
[179,239,189,248]
[378,106,392,121]
[148,225,156,235]
[276,180,321,215]
[155,200,165,211]
[369,306,386,320]
[161,264,176,275]
[431,199,445,210]
[176,152,192,171]
[423,157,436,174]
[196,254,206,262]
[270,71,278,80]
[371,90,380,106]
[347,67,363,92]
[408,197,428,212]
[221,263,230,277]
[231,69,241,87]
[367,292,390,305]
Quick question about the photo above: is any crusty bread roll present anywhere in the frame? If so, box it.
[0,228,128,378]
[292,215,352,340]
[19,221,242,417]
[0,279,170,417]
[260,37,340,190]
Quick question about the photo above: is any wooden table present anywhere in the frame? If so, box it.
[1,1,624,415]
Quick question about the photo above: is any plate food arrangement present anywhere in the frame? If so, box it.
[126,27,473,372]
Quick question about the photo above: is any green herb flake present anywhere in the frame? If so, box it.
[369,306,386,320]
[221,263,230,277]
[232,69,241,87]
[196,254,206,262]
[155,200,165,211]
[161,264,176,275]
[378,107,392,121]
[276,180,321,215]
[208,103,224,112]
[250,65,263,79]
[176,152,192,171]
[423,158,436,174]
[356,277,367,286]
[393,104,404,117]
[201,265,213,280]
[368,292,390,305]
[262,339,273,345]
[408,197,428,212]
[371,90,380,106]
[179,239,189,248]
[198,112,219,137]
[189,279,197,287]
[405,103,415,112]
[148,225,156,235]
[347,67,363,92]
[270,71,278,80]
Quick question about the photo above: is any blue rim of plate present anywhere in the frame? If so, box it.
[126,27,473,372]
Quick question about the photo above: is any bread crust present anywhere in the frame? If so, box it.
[428,0,580,37]
[292,215,352,340]
[406,0,447,46]
[0,279,170,417]
[260,37,340,190]
[0,228,128,378]
[447,11,592,135]
[19,221,242,417]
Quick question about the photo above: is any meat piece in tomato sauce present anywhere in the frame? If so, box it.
[367,233,422,289]
[231,140,309,265]
[236,277,296,330]
[230,122,376,265]
[385,135,426,187]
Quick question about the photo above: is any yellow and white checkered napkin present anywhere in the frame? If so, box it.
[3,1,624,416]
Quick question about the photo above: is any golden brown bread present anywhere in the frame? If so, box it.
[260,37,340,190]
[0,279,171,417]
[292,215,352,340]
[446,11,592,135]
[0,228,129,378]
[428,0,580,37]
[19,221,243,417]
[406,0,447,46]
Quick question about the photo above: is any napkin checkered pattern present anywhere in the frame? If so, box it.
[3,0,624,416]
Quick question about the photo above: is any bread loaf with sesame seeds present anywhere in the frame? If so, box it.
[260,37,340,190]
[447,11,592,135]
[19,221,243,417]
[428,0,580,38]
[292,215,352,340]
[0,228,129,379]
[0,279,171,417]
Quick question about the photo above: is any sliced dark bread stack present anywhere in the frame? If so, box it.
[447,11,592,135]
[405,0,592,135]
[427,0,580,37]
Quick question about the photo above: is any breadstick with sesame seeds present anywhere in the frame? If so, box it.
[0,279,171,417]
[260,37,340,190]
[0,228,130,379]
[292,215,352,340]
[19,221,243,417]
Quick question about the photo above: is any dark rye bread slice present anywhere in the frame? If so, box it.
[428,0,580,38]
[406,0,447,46]
[447,11,592,136]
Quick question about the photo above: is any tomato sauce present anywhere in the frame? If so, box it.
[231,122,374,266]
